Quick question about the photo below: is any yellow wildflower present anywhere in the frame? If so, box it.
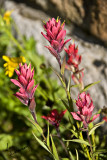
[2,55,26,77]
[3,10,14,25]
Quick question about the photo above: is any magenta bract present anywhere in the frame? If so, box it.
[41,18,71,67]
[11,63,38,110]
[71,92,99,128]
[42,109,67,128]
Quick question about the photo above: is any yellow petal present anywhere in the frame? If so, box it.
[7,66,15,72]
[3,10,14,18]
[5,71,9,75]
[9,61,19,68]
[20,56,26,63]
[4,63,8,67]
[2,55,10,62]
[8,71,14,77]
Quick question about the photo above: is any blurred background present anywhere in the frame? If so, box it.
[0,0,107,160]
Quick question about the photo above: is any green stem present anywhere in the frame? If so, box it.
[86,130,95,160]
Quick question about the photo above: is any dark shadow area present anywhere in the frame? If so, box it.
[70,24,105,46]
[93,59,107,77]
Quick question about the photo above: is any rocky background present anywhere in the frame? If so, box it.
[1,0,107,115]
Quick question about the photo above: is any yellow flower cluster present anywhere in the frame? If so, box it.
[3,10,14,25]
[2,55,26,77]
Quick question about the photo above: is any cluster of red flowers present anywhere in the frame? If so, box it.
[11,17,104,130]
[41,18,84,89]
[42,109,67,128]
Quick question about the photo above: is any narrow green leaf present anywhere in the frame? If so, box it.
[62,158,69,160]
[27,117,43,134]
[76,149,79,160]
[93,149,107,156]
[64,139,90,146]
[32,132,51,154]
[69,151,75,160]
[51,135,59,160]
[67,74,71,92]
[81,81,100,93]
[61,99,69,110]
[47,123,51,150]
[61,55,66,75]
[70,129,78,138]
[89,121,105,136]
[50,67,66,87]
[70,84,79,88]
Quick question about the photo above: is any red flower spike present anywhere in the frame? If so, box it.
[65,43,81,68]
[11,63,38,111]
[41,18,71,67]
[103,116,107,122]
[71,92,99,128]
[42,109,67,128]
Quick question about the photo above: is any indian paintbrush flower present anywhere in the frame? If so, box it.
[42,109,67,128]
[11,63,38,115]
[65,43,81,69]
[103,117,107,122]
[71,92,99,128]
[64,43,84,90]
[2,55,26,77]
[41,17,71,68]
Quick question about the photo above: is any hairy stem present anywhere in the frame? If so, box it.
[30,111,38,124]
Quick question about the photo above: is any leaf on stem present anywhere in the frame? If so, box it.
[51,135,59,160]
[69,151,75,160]
[76,149,79,160]
[50,67,66,87]
[88,121,105,136]
[70,129,78,138]
[47,122,51,150]
[67,74,71,92]
[27,117,43,134]
[93,149,107,156]
[61,55,66,75]
[64,139,90,146]
[61,99,69,110]
[80,81,100,93]
[32,132,51,154]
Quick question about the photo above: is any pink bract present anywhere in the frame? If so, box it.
[41,18,71,67]
[71,92,99,128]
[11,63,38,111]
